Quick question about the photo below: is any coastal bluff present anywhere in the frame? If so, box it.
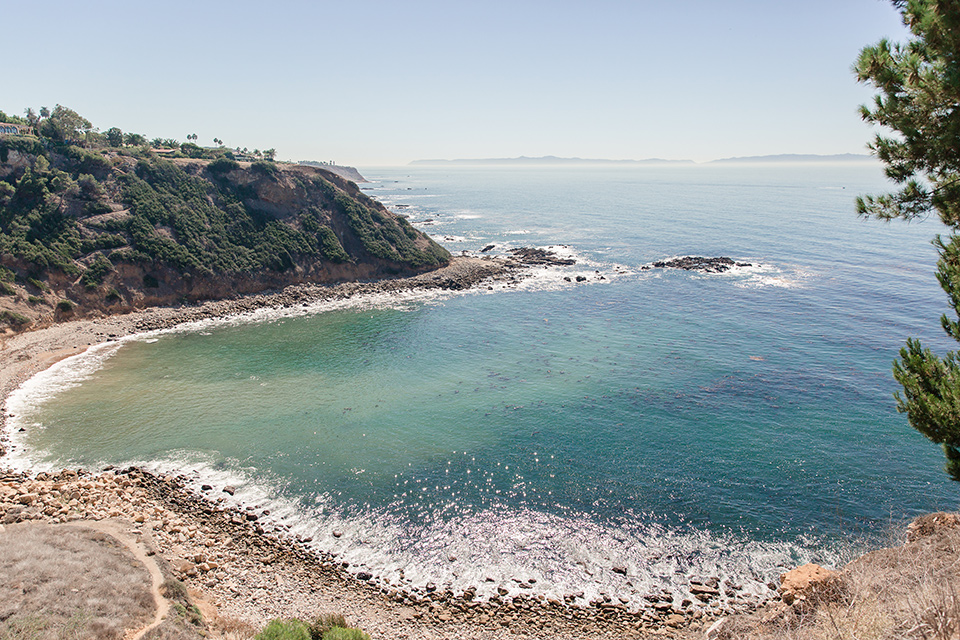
[0,140,449,332]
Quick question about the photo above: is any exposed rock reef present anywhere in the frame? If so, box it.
[644,257,753,273]
[507,247,577,266]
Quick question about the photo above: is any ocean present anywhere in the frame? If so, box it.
[6,162,958,608]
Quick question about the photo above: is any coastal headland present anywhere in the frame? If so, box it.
[0,133,450,332]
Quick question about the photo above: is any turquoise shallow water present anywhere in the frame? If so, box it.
[6,163,958,605]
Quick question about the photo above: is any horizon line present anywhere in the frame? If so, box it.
[402,153,874,167]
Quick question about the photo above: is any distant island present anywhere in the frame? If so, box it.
[410,156,694,166]
[411,153,874,166]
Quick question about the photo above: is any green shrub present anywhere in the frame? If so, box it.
[208,157,240,174]
[79,233,126,253]
[26,277,48,291]
[160,578,188,602]
[251,160,279,177]
[105,287,121,303]
[0,267,14,282]
[322,628,371,640]
[27,295,43,304]
[77,173,104,200]
[82,201,113,217]
[180,142,205,158]
[316,226,350,263]
[0,126,446,286]
[56,299,75,312]
[309,613,348,638]
[0,310,30,327]
[0,136,47,160]
[109,248,148,264]
[80,254,113,289]
[64,145,112,178]
[256,619,311,640]
[186,604,203,626]
[0,281,14,295]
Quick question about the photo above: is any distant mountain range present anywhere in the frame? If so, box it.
[410,153,873,166]
[410,156,693,166]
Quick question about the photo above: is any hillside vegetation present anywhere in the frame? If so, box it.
[0,106,449,331]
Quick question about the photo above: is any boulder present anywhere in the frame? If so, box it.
[174,560,197,576]
[780,563,843,607]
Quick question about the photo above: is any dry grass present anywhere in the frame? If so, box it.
[214,617,259,640]
[711,515,960,640]
[140,615,205,640]
[0,523,154,640]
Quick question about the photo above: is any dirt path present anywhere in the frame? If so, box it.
[64,520,170,640]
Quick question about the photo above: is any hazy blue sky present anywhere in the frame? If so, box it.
[6,0,907,165]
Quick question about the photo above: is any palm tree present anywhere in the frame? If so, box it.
[23,108,39,135]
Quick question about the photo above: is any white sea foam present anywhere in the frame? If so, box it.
[724,261,814,290]
[640,257,813,290]
[5,340,134,472]
[52,447,855,611]
[437,235,475,244]
[35,437,854,611]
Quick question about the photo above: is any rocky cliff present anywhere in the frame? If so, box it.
[0,140,450,331]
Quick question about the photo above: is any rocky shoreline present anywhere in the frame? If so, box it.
[0,467,707,639]
[0,251,720,639]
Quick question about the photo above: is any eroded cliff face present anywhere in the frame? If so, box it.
[0,151,450,331]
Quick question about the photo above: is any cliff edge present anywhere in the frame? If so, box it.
[0,138,450,331]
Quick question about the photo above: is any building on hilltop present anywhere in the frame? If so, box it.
[0,123,28,136]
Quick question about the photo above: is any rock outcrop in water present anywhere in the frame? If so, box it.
[506,247,576,266]
[646,256,753,273]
